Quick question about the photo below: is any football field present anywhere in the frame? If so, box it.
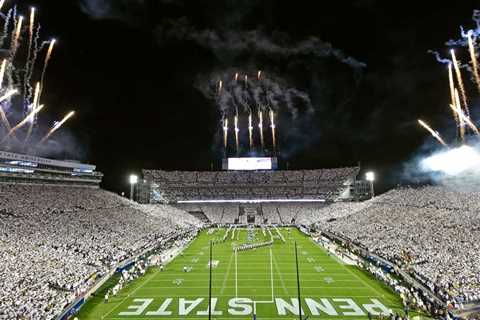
[77,227,410,319]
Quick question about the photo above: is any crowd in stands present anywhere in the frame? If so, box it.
[0,184,203,320]
[299,201,371,225]
[4,175,479,318]
[144,167,358,202]
[314,186,480,306]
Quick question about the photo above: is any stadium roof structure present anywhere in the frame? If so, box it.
[0,150,103,187]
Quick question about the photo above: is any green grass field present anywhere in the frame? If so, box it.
[77,227,410,319]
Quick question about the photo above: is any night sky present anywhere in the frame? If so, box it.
[22,0,480,194]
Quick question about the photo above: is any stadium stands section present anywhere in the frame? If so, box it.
[142,166,359,203]
[313,186,480,306]
[0,184,203,319]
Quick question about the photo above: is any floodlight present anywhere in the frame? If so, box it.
[129,174,138,184]
[366,171,375,182]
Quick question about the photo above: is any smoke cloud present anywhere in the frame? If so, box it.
[197,69,314,119]
[399,143,480,192]
[155,23,366,70]
[80,0,146,21]
[79,0,365,158]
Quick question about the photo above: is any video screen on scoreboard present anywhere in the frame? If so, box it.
[228,157,272,170]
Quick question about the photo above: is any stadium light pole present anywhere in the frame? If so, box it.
[366,171,375,198]
[129,174,138,201]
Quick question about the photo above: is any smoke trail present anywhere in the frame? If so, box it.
[22,8,35,110]
[24,83,41,144]
[0,8,12,48]
[157,26,366,70]
[12,14,23,50]
[428,50,451,64]
[26,25,42,102]
[39,39,56,94]
[252,85,263,110]
[198,70,313,120]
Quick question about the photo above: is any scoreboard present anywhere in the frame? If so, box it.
[222,157,278,170]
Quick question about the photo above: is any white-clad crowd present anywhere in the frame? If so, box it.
[314,186,480,306]
[0,184,203,320]
[144,167,358,202]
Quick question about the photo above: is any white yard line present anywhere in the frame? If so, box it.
[269,247,274,301]
[235,248,238,298]
[272,251,289,296]
[144,286,374,289]
[219,252,234,295]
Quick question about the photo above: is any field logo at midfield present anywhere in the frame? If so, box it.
[118,297,391,317]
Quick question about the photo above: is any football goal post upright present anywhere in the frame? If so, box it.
[209,240,213,320]
[295,241,302,320]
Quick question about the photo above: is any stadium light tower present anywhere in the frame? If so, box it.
[365,171,375,198]
[129,174,138,201]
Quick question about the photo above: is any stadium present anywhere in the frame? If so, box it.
[2,2,480,320]
[1,145,480,320]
